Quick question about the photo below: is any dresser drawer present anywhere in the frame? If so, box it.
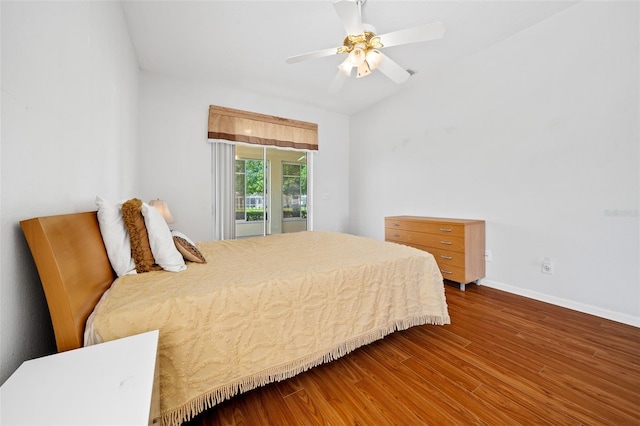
[385,228,466,253]
[385,218,465,237]
[437,264,466,283]
[398,243,465,268]
[423,246,465,269]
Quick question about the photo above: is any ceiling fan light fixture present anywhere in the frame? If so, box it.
[348,46,366,66]
[338,58,354,76]
[365,49,383,70]
[356,60,371,78]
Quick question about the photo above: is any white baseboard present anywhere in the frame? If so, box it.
[479,279,640,328]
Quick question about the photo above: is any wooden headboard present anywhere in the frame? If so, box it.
[20,211,115,352]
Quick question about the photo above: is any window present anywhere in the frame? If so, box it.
[282,162,307,220]
[231,144,309,238]
[208,105,317,239]
[235,159,265,221]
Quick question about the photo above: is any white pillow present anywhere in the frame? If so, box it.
[95,196,137,276]
[141,202,186,272]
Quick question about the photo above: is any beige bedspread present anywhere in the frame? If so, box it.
[91,231,450,425]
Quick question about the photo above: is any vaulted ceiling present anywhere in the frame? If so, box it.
[122,0,578,115]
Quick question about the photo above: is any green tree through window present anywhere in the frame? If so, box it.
[282,163,307,219]
[235,159,264,221]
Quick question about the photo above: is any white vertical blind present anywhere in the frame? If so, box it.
[210,141,236,240]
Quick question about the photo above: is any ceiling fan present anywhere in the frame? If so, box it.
[285,0,445,92]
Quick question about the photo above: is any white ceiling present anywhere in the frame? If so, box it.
[122,0,578,115]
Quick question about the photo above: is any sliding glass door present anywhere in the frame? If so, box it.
[234,144,308,238]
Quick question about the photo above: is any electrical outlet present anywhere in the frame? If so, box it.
[484,250,493,262]
[541,257,553,274]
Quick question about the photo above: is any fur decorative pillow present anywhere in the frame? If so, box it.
[171,231,207,263]
[121,198,161,273]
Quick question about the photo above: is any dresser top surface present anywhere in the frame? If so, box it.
[385,216,485,225]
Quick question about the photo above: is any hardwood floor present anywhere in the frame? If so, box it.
[185,283,640,425]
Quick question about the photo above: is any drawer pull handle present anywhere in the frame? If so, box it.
[440,255,453,260]
[440,241,453,245]
[441,269,453,275]
[440,228,452,232]
[392,233,400,238]
[392,223,400,227]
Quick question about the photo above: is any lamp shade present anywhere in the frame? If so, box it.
[149,199,175,224]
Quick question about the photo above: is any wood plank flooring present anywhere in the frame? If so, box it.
[185,283,640,425]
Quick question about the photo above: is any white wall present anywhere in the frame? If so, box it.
[137,71,350,242]
[349,1,639,325]
[0,1,139,382]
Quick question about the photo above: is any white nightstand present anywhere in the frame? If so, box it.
[1,330,159,426]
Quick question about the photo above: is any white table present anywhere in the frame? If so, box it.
[1,330,159,426]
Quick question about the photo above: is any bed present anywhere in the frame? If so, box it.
[20,210,450,426]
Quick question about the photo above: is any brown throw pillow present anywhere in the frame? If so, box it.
[172,231,206,263]
[121,198,162,273]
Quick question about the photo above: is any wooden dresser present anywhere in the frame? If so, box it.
[385,216,485,290]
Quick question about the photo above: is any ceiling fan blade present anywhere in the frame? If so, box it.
[329,71,349,93]
[333,0,364,36]
[285,47,340,64]
[378,22,445,49]
[376,53,411,84]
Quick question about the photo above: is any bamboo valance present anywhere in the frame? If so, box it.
[208,105,318,151]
